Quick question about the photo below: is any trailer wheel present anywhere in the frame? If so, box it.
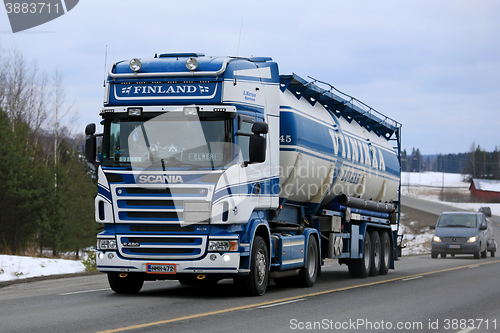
[108,272,144,294]
[298,235,318,287]
[234,236,269,296]
[379,231,391,275]
[348,232,371,278]
[369,231,381,276]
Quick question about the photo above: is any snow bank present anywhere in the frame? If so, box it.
[399,224,433,256]
[401,172,469,188]
[0,255,85,282]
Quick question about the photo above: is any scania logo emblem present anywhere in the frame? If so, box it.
[138,175,184,184]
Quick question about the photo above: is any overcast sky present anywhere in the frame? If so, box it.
[1,0,498,155]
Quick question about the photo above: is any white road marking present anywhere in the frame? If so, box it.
[59,288,110,295]
[257,298,305,309]
[402,276,423,281]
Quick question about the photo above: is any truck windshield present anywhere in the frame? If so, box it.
[101,114,234,170]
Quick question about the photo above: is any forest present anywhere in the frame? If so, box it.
[0,46,97,257]
[401,145,500,180]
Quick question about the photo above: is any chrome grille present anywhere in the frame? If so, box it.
[117,235,207,260]
[442,237,467,244]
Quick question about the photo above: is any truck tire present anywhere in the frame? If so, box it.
[369,231,381,276]
[298,235,318,287]
[108,272,144,294]
[348,232,372,278]
[431,252,438,259]
[234,236,269,296]
[379,231,391,275]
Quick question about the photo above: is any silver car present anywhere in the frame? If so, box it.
[430,212,493,259]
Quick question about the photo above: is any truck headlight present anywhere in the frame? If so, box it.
[185,57,199,71]
[432,236,441,243]
[98,239,117,250]
[129,58,142,72]
[208,240,238,252]
[467,236,478,243]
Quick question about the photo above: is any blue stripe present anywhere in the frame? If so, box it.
[98,184,112,202]
[213,177,279,203]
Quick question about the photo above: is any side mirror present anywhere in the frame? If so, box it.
[251,122,268,135]
[430,225,436,230]
[248,134,266,164]
[85,123,96,136]
[479,224,487,231]
[85,136,97,163]
[85,123,97,163]
[245,122,268,166]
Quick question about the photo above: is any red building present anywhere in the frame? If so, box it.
[470,179,500,202]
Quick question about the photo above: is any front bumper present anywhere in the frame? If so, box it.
[96,251,241,274]
[431,242,479,254]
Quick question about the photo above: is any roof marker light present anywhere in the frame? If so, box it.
[129,58,142,72]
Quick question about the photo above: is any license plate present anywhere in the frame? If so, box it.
[146,263,176,274]
[449,245,460,249]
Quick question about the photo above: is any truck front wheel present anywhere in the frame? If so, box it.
[108,272,144,294]
[234,236,269,296]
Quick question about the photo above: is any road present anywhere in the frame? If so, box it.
[0,196,499,333]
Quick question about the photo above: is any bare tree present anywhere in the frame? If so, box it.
[0,47,49,146]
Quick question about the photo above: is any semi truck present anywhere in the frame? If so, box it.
[85,53,402,296]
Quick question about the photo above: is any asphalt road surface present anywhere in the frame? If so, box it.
[0,197,498,333]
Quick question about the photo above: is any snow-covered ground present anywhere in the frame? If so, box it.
[0,255,85,283]
[402,171,469,188]
[0,172,497,282]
